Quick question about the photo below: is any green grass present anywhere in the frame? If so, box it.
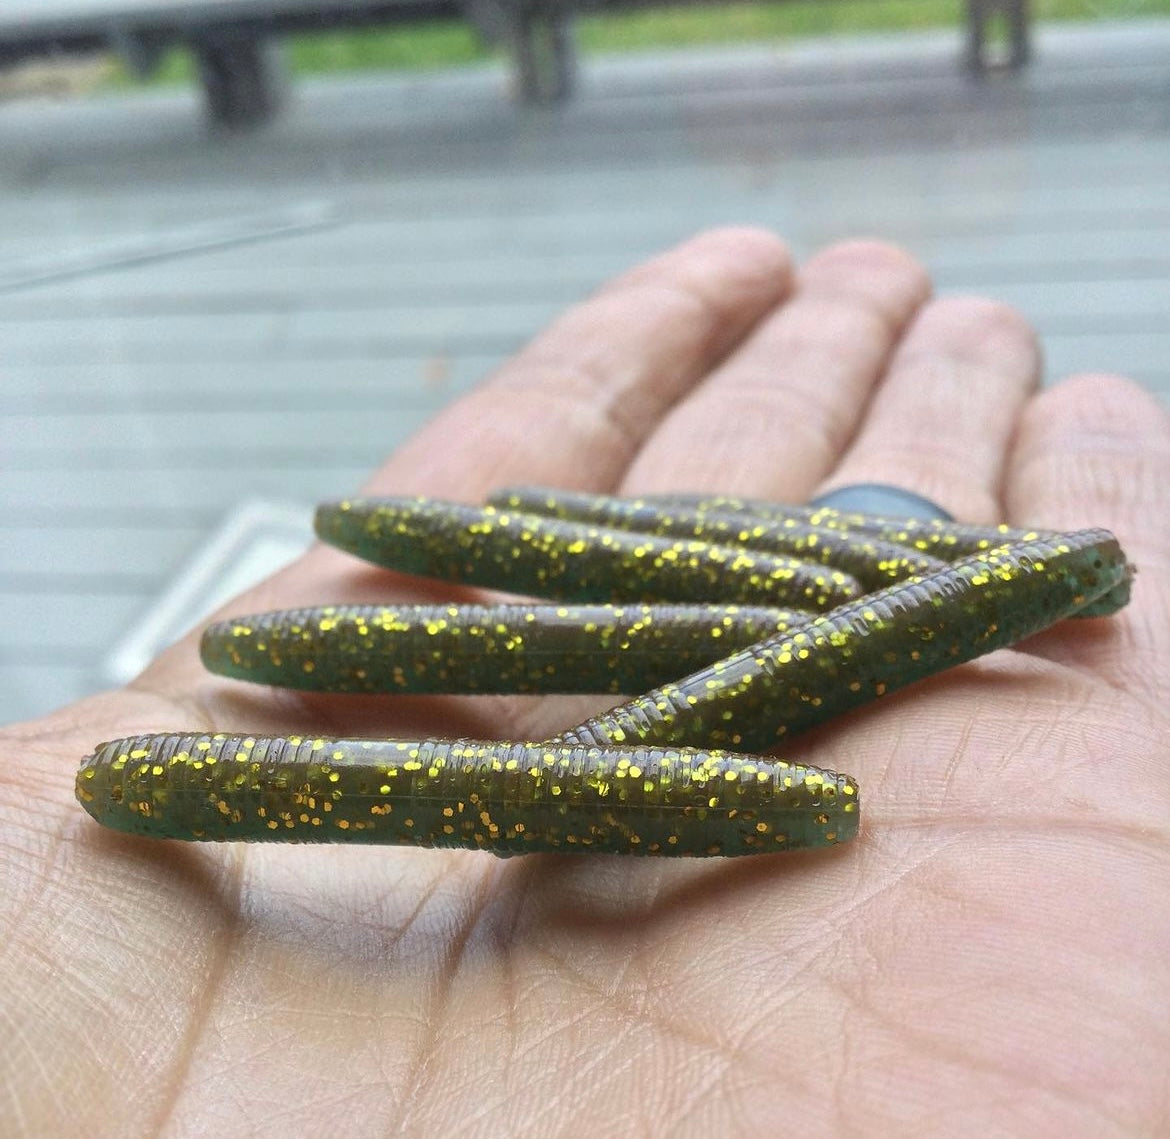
[114,0,1168,85]
[578,0,1166,48]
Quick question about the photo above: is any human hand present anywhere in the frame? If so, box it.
[2,229,1167,1136]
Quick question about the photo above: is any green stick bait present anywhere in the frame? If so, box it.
[314,497,862,610]
[75,480,1134,856]
[200,602,813,694]
[76,734,859,855]
[555,529,1130,753]
[487,486,946,588]
[651,493,1132,617]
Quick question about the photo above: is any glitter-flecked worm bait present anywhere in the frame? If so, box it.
[649,492,1037,552]
[76,479,1134,856]
[647,493,1131,617]
[314,497,862,610]
[556,528,1130,753]
[76,734,859,855]
[486,486,948,589]
[200,603,813,694]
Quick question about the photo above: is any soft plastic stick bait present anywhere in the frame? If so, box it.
[650,492,1028,550]
[555,529,1129,753]
[200,602,813,695]
[650,493,1131,617]
[314,497,861,610]
[486,486,947,589]
[75,734,859,855]
[76,482,1134,855]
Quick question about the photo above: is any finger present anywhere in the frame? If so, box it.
[368,226,793,501]
[618,241,932,499]
[1003,373,1170,690]
[816,297,1042,523]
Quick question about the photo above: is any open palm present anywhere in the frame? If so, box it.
[3,230,1167,1137]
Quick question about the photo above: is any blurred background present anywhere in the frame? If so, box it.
[1,0,1168,725]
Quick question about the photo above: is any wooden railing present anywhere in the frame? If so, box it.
[0,0,1031,125]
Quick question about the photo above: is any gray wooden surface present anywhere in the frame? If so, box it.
[2,21,1168,725]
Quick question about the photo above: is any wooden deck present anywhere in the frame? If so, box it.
[2,20,1169,724]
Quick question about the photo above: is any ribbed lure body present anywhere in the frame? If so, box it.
[200,602,813,695]
[76,734,859,855]
[488,486,946,588]
[653,493,1131,617]
[557,529,1129,753]
[314,497,861,610]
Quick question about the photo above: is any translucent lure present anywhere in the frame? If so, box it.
[556,529,1130,752]
[486,486,947,588]
[75,484,1134,857]
[648,492,1131,617]
[314,497,862,610]
[200,602,812,694]
[76,734,859,856]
